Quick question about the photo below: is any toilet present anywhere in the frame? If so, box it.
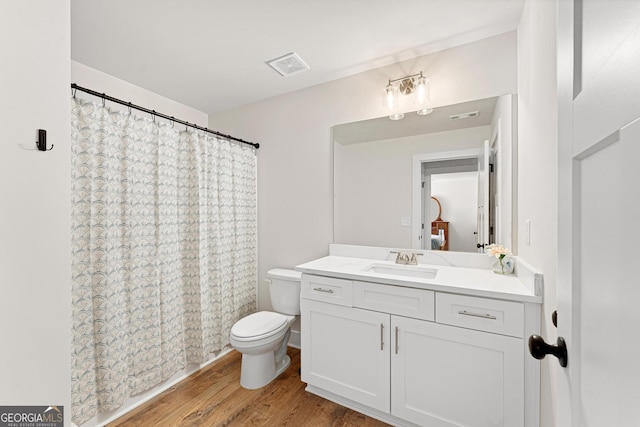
[230,268,301,389]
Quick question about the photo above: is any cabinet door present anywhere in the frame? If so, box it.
[391,316,524,427]
[301,299,390,412]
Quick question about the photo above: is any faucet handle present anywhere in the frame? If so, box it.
[390,250,422,265]
[391,251,407,264]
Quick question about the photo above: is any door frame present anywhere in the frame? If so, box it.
[411,149,480,250]
[557,1,576,425]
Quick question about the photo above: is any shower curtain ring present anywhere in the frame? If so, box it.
[128,102,132,115]
[152,110,156,122]
[170,116,175,128]
[101,94,106,107]
[72,87,77,98]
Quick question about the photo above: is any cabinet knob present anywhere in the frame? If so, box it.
[477,243,486,249]
[528,335,568,367]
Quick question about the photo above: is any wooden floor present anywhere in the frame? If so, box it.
[109,347,390,427]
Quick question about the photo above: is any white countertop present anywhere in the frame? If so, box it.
[296,255,542,304]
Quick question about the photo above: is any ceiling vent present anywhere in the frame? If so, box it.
[449,111,479,120]
[266,52,310,77]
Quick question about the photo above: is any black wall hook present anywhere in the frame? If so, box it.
[36,129,53,151]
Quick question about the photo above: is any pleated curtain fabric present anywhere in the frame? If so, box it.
[70,97,257,425]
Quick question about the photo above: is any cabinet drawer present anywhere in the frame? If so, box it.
[353,281,435,321]
[301,274,353,306]
[435,293,523,338]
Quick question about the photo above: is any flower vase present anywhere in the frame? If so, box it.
[492,255,514,275]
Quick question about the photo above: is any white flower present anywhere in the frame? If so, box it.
[485,244,512,259]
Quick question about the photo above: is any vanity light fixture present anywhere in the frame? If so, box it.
[383,71,432,120]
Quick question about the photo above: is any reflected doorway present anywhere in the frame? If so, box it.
[412,144,495,252]
[426,171,479,252]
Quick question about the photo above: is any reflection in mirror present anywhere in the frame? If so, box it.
[414,149,486,252]
[333,95,516,253]
[429,196,448,251]
[430,196,442,222]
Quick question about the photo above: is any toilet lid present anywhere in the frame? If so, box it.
[231,311,288,339]
[267,268,302,281]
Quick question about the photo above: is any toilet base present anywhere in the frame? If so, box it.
[276,354,291,377]
[234,319,294,390]
[239,352,291,390]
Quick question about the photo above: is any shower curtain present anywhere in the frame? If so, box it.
[70,97,257,425]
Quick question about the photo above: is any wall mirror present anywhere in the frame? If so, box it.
[332,94,517,253]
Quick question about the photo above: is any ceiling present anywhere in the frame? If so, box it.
[71,0,524,115]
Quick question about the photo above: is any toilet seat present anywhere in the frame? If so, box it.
[230,311,290,342]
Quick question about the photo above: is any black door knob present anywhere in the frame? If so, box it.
[528,335,568,367]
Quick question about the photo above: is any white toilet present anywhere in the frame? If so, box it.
[230,268,301,389]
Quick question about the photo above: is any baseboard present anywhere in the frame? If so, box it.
[288,329,301,348]
[77,333,300,427]
[304,385,421,427]
[76,347,234,427]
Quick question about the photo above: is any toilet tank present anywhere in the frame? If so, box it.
[267,268,302,315]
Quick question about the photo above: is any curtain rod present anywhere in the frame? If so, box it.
[71,83,259,149]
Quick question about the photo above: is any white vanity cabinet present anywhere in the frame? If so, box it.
[301,274,535,427]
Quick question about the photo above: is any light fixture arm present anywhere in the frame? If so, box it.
[388,71,425,95]
[387,71,424,85]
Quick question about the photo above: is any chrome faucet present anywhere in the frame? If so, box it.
[392,251,420,265]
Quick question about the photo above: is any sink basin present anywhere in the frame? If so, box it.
[364,263,437,280]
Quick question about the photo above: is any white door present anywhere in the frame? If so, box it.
[422,172,432,250]
[477,140,490,252]
[391,315,523,427]
[555,1,640,426]
[301,299,391,412]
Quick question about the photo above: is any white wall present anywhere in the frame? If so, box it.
[210,32,517,310]
[71,61,207,125]
[334,126,488,248]
[432,173,478,252]
[0,0,71,421]
[517,1,559,426]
